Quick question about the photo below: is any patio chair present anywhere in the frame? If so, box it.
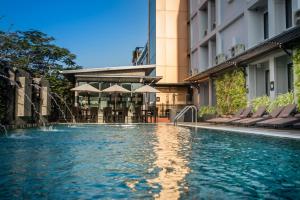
[234,106,283,126]
[206,107,252,124]
[132,106,144,123]
[90,107,98,123]
[103,107,113,123]
[256,104,298,128]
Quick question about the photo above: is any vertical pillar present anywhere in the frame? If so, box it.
[268,0,276,38]
[74,81,79,107]
[208,40,212,67]
[207,0,212,33]
[269,56,276,100]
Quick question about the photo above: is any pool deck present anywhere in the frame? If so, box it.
[177,122,300,139]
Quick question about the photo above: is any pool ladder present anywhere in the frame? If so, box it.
[173,105,198,126]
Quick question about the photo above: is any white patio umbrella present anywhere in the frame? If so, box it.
[71,83,101,93]
[101,84,131,110]
[71,84,101,106]
[134,85,160,109]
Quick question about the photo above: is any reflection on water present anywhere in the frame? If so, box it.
[148,125,191,200]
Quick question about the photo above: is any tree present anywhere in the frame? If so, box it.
[0,28,81,123]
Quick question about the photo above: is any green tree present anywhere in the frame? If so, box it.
[0,28,81,123]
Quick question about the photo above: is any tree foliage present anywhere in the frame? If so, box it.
[0,27,81,123]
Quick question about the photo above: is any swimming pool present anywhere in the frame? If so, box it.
[0,124,299,199]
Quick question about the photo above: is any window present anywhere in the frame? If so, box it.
[285,0,292,28]
[264,12,269,39]
[265,70,270,96]
[287,63,294,91]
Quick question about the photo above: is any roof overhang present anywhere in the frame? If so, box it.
[62,64,155,75]
[74,75,162,83]
[185,26,300,82]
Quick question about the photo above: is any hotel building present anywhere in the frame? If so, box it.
[147,0,192,115]
[187,0,300,106]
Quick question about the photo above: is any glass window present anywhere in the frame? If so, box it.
[286,0,293,28]
[264,12,269,39]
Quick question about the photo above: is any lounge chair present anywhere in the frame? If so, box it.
[233,106,284,126]
[256,104,298,128]
[293,114,300,129]
[231,106,267,126]
[206,107,252,124]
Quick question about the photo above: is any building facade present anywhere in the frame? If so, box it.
[188,0,300,106]
[148,0,192,115]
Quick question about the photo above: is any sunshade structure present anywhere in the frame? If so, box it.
[101,84,131,93]
[71,84,101,107]
[134,85,160,109]
[101,84,131,110]
[71,84,101,93]
[134,85,160,93]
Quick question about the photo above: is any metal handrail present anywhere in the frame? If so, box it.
[173,105,197,125]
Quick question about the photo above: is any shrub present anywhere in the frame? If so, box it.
[198,106,217,118]
[215,69,247,115]
[269,92,295,112]
[251,96,271,112]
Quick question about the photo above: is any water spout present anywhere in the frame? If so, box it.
[52,92,76,123]
[31,84,69,124]
[0,74,46,128]
[0,124,8,137]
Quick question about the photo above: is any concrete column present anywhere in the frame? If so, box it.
[207,0,212,33]
[268,0,276,38]
[216,32,222,55]
[246,65,257,100]
[208,40,212,67]
[74,81,79,107]
[269,56,276,100]
[208,77,213,106]
[216,0,221,26]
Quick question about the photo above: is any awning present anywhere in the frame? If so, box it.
[185,26,300,82]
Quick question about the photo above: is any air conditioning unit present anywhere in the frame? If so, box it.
[192,68,199,75]
[230,46,235,57]
[295,9,300,26]
[234,44,245,55]
[212,22,216,30]
[216,53,227,64]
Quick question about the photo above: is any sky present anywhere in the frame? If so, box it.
[0,0,148,68]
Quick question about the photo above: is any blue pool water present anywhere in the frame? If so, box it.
[0,124,300,199]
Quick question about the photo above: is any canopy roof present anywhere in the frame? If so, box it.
[134,85,160,93]
[101,84,130,93]
[70,84,101,93]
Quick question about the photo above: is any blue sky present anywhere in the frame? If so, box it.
[0,0,148,68]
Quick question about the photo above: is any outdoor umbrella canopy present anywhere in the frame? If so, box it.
[101,84,131,111]
[101,84,131,93]
[71,84,101,107]
[134,85,160,93]
[71,84,101,93]
[134,85,160,110]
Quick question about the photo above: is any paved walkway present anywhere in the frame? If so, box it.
[177,122,300,139]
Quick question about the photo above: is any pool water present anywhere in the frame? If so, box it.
[0,124,299,199]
